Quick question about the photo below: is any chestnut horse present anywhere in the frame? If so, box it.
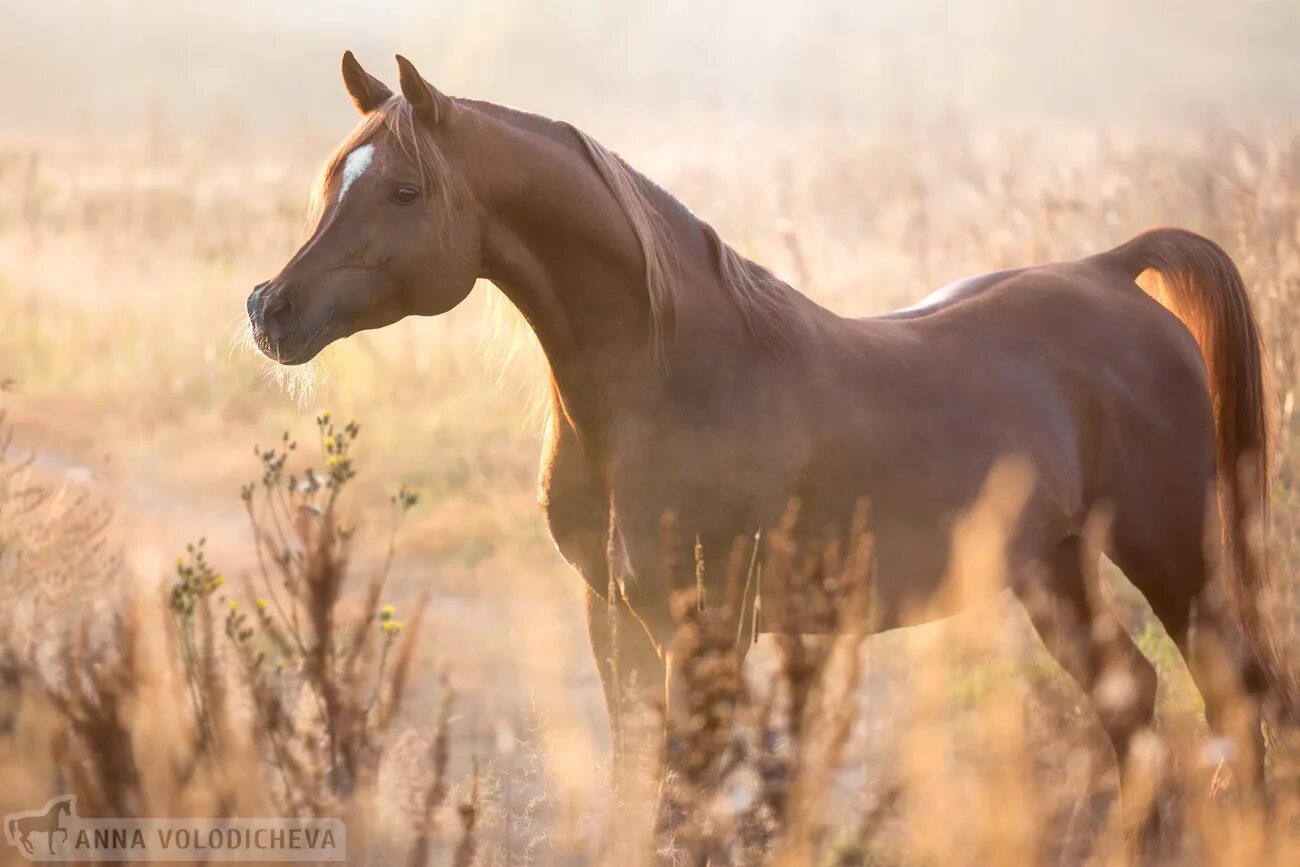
[248,53,1296,803]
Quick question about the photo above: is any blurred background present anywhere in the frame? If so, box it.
[1,2,1298,862]
[4,0,1299,132]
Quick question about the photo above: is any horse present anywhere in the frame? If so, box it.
[247,52,1296,813]
[6,796,73,856]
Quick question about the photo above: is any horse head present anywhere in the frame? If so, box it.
[247,53,481,365]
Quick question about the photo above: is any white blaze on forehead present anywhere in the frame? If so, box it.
[337,143,375,202]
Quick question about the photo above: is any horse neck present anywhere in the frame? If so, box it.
[466,102,732,439]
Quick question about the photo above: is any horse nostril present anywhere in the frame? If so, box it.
[261,292,294,339]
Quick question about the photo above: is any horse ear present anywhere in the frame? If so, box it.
[395,54,452,125]
[341,50,392,114]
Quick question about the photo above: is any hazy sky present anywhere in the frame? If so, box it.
[2,1,1297,134]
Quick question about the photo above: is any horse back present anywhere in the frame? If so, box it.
[807,257,1214,600]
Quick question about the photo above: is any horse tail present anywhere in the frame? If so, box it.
[1102,227,1298,727]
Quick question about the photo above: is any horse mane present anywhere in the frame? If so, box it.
[310,97,799,360]
[703,223,799,352]
[564,124,798,357]
[563,124,678,364]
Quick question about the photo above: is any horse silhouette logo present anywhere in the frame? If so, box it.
[4,795,75,859]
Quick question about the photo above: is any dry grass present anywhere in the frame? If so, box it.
[0,410,1295,865]
[0,411,482,864]
[0,117,1299,864]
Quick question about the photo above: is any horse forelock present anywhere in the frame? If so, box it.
[305,97,454,237]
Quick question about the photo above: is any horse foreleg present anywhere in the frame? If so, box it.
[585,585,666,786]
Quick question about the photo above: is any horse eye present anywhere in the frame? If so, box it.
[391,185,421,205]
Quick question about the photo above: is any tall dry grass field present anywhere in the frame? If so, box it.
[1,114,1298,865]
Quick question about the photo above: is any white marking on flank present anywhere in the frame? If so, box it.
[338,144,375,202]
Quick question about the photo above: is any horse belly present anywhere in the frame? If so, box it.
[796,383,1082,631]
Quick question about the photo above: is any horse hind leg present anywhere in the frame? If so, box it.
[1181,586,1269,798]
[1107,518,1268,799]
[1015,535,1160,815]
